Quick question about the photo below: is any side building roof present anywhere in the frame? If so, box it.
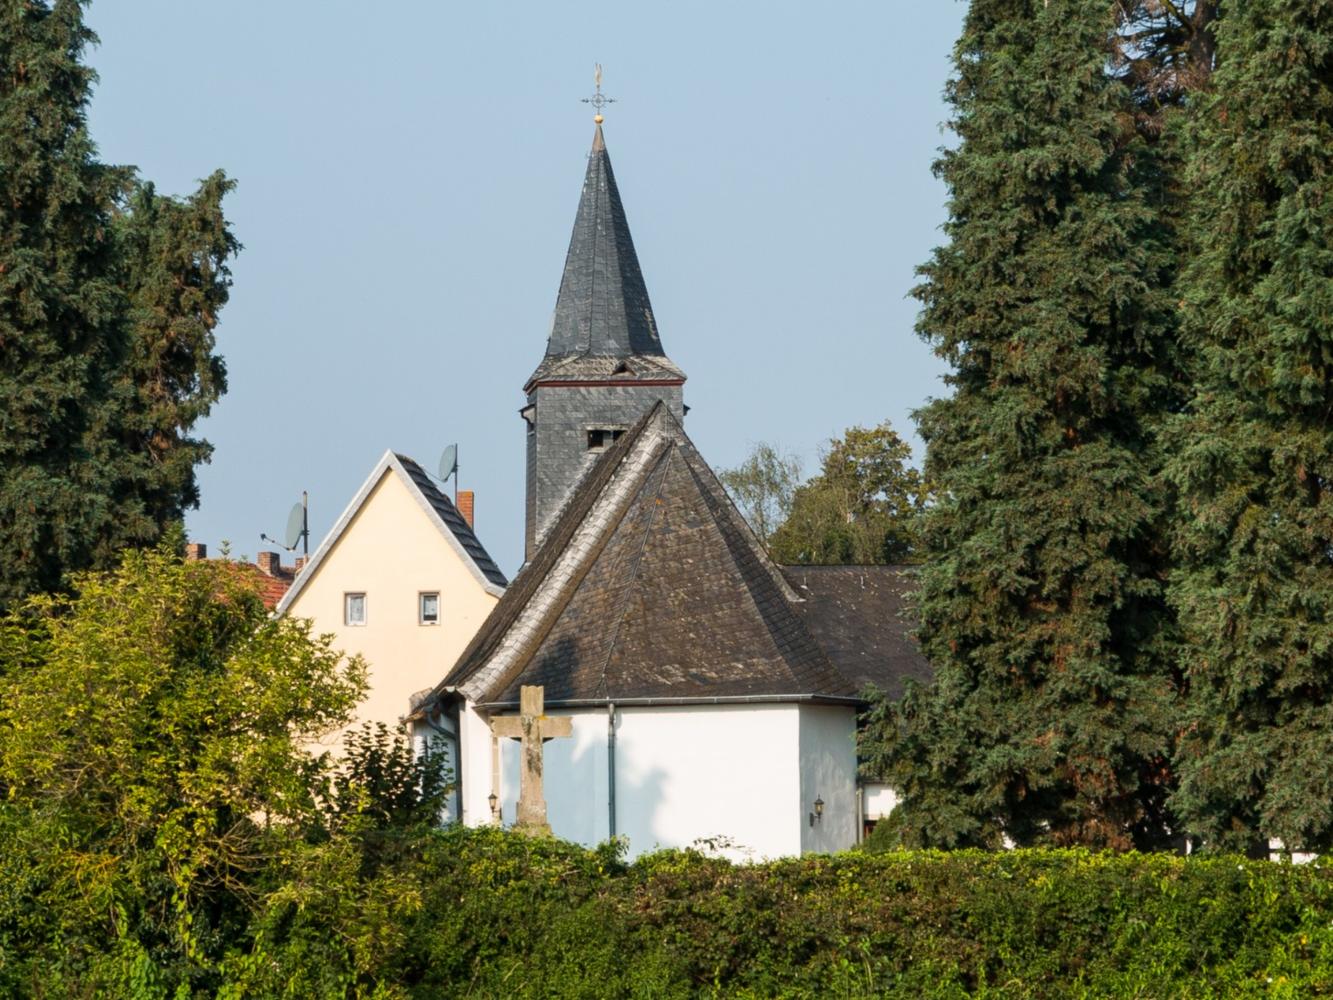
[430,403,930,711]
[780,565,932,700]
[275,450,507,616]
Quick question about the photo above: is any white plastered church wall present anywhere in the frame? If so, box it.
[798,705,859,853]
[492,704,823,861]
[457,700,498,828]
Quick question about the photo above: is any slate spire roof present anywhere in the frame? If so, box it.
[434,403,928,709]
[526,124,685,389]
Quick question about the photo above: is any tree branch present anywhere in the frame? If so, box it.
[1157,0,1192,31]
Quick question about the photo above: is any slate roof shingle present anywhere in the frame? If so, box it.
[395,455,508,589]
[526,123,685,392]
[436,403,931,709]
[780,565,932,701]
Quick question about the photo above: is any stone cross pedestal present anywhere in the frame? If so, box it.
[490,685,572,834]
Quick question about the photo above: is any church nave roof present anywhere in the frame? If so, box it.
[433,403,929,710]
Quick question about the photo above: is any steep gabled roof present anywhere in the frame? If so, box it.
[526,124,684,391]
[274,451,507,616]
[438,403,874,708]
[393,455,507,589]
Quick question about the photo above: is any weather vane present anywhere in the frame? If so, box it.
[581,63,616,124]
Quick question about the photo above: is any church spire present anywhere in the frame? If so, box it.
[521,112,686,561]
[539,123,668,365]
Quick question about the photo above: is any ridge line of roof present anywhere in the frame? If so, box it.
[674,431,805,607]
[435,403,672,701]
[583,135,601,356]
[677,452,854,697]
[461,437,674,703]
[595,442,676,701]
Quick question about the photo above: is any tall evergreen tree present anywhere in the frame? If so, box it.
[1166,0,1333,854]
[862,0,1182,849]
[0,1,236,607]
[109,173,236,550]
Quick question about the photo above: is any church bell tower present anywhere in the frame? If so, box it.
[522,117,686,559]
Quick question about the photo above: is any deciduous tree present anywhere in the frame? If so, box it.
[718,442,802,546]
[0,543,365,993]
[769,423,926,565]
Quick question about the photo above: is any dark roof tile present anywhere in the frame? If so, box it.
[438,404,891,708]
[526,124,684,390]
[780,565,932,700]
[395,455,508,589]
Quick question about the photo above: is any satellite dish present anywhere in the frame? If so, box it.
[284,502,305,550]
[438,444,458,482]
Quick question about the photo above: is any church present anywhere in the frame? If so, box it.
[399,115,930,859]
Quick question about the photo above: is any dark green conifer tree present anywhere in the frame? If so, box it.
[0,1,235,607]
[110,173,236,548]
[862,0,1182,849]
[1166,0,1333,854]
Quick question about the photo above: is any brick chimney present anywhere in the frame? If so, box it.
[185,542,207,561]
[257,551,282,576]
[457,490,475,529]
[294,556,308,573]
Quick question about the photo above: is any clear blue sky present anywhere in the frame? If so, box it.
[84,1,963,576]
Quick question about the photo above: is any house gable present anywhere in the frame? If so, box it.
[281,451,506,737]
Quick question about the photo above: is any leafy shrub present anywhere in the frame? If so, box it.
[5,549,1332,997]
[231,828,1333,998]
[319,723,452,834]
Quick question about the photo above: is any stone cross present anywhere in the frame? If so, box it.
[490,685,572,834]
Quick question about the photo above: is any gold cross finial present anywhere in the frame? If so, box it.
[582,63,616,124]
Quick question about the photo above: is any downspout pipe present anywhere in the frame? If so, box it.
[607,702,617,839]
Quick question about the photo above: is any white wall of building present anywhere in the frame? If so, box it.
[456,700,497,828]
[798,705,859,853]
[862,783,899,822]
[495,710,611,845]
[614,705,802,860]
[493,703,814,860]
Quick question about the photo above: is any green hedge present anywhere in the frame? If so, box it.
[228,828,1333,998]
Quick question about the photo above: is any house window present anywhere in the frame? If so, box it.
[420,592,440,626]
[586,428,625,451]
[344,592,366,626]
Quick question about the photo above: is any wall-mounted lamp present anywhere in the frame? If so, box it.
[809,796,825,827]
[488,791,499,822]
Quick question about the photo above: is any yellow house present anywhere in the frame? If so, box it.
[276,450,507,757]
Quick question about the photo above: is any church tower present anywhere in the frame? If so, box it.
[522,121,686,559]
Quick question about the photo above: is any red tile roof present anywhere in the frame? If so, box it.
[200,557,297,610]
